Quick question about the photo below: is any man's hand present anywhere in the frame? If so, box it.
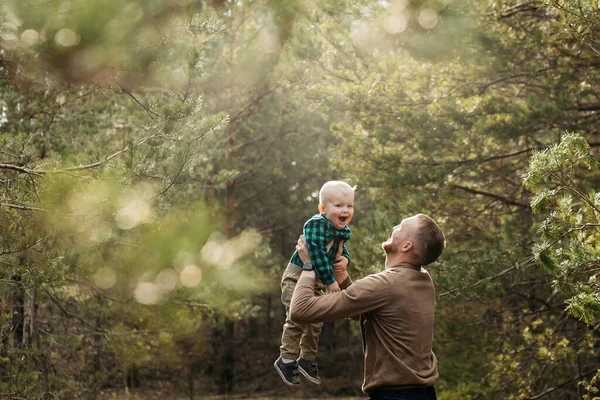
[332,255,349,277]
[327,281,340,293]
[296,234,310,263]
[297,235,348,285]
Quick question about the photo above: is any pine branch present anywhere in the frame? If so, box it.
[50,148,125,173]
[0,133,162,176]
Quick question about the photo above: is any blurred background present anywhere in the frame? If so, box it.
[1,0,599,398]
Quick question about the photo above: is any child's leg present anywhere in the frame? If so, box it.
[299,278,326,360]
[279,263,303,360]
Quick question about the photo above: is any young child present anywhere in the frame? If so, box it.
[274,180,355,386]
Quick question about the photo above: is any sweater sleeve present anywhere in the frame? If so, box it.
[290,272,390,324]
[339,275,352,290]
[304,218,335,285]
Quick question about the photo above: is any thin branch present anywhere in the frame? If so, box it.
[44,289,106,333]
[525,368,599,399]
[398,147,535,167]
[315,59,356,83]
[450,184,531,209]
[0,239,46,256]
[1,132,165,176]
[0,202,48,212]
[118,85,161,118]
[0,163,40,176]
[548,1,600,28]
[439,257,535,298]
[50,148,125,173]
[151,156,188,199]
[478,69,550,95]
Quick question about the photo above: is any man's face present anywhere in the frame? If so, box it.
[321,190,355,230]
[382,216,419,254]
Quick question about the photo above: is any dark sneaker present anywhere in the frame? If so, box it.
[297,358,321,385]
[274,357,301,386]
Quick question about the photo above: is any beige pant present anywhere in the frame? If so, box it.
[279,263,326,361]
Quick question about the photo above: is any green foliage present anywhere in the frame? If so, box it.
[2,0,600,398]
[525,134,600,324]
[524,133,599,190]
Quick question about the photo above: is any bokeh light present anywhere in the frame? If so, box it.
[418,9,439,29]
[173,251,195,272]
[200,230,261,270]
[389,0,408,13]
[115,198,152,230]
[383,14,408,34]
[55,28,78,47]
[86,224,114,245]
[180,265,202,287]
[134,282,163,305]
[93,267,117,289]
[21,29,40,46]
[156,269,179,290]
[200,233,225,265]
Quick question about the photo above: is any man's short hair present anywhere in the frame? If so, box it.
[415,214,446,265]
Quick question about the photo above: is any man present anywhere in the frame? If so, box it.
[290,214,446,400]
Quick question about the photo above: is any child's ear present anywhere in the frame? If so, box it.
[318,204,325,214]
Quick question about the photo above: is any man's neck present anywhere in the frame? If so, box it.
[385,255,418,270]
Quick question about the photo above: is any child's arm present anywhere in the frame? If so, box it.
[327,281,340,293]
[304,218,336,286]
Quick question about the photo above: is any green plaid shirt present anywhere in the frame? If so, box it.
[290,214,351,285]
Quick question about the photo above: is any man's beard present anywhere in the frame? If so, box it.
[382,241,395,254]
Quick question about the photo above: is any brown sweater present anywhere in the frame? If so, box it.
[289,265,438,393]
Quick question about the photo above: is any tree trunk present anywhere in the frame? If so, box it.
[216,127,237,395]
[92,312,103,399]
[217,320,235,395]
[23,287,36,348]
[188,363,194,400]
[11,274,24,349]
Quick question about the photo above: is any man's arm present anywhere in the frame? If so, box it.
[289,272,390,324]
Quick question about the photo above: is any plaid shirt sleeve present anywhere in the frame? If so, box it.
[304,218,336,285]
[342,244,351,267]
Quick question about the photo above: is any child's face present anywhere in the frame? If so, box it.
[320,190,354,230]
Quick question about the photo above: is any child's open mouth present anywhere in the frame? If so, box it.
[339,216,348,223]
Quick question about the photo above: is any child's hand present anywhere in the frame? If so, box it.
[327,281,340,293]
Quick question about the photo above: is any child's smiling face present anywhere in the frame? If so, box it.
[319,190,355,229]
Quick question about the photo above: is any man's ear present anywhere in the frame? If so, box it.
[401,241,413,252]
[318,204,325,214]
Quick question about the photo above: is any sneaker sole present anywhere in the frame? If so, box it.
[273,359,300,386]
[297,364,321,385]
